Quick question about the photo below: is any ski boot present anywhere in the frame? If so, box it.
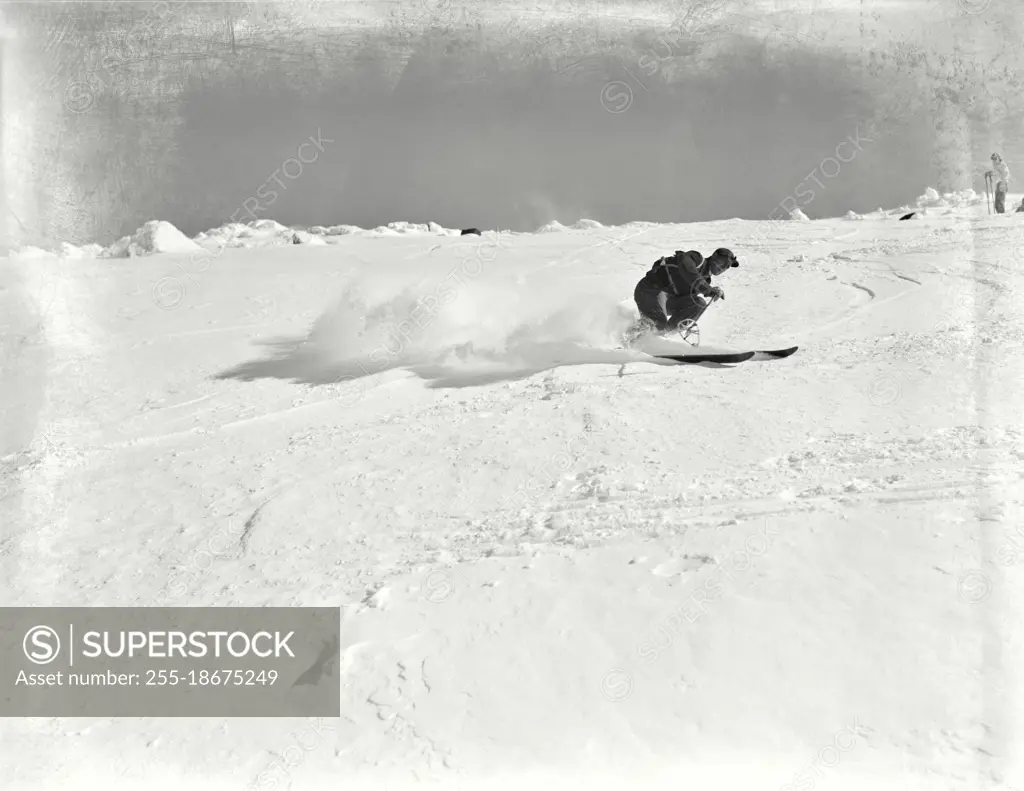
[622,316,702,347]
[621,316,660,348]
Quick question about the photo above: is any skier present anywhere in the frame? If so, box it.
[633,248,739,332]
[987,153,1011,214]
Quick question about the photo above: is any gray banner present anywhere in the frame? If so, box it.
[0,607,340,716]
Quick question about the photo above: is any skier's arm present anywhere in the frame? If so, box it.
[673,255,714,297]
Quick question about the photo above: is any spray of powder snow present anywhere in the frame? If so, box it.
[304,269,639,379]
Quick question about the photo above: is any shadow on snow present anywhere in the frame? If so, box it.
[214,335,672,390]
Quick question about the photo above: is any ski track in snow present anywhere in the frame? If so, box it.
[846,281,876,299]
[2,205,1024,791]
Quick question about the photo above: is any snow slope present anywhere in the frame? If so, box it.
[2,197,1024,791]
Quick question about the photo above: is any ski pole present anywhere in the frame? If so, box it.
[678,293,720,342]
[696,292,721,321]
[683,293,718,327]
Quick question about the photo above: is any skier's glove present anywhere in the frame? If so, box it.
[707,286,725,301]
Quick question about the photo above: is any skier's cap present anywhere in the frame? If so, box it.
[712,247,739,267]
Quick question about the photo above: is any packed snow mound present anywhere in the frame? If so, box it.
[308,225,361,236]
[104,221,202,258]
[571,219,604,230]
[59,242,103,259]
[914,188,981,210]
[309,221,457,237]
[789,208,811,221]
[365,221,459,236]
[537,220,567,233]
[289,230,328,246]
[840,188,986,223]
[369,221,430,235]
[251,219,289,233]
[196,219,470,247]
[194,222,240,240]
[195,222,248,246]
[7,241,102,260]
[9,245,54,260]
[194,219,331,251]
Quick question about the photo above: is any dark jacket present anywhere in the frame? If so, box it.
[637,250,715,298]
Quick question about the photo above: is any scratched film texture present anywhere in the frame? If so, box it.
[0,0,1021,248]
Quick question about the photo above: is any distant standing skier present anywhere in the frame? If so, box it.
[988,153,1011,214]
[633,248,739,331]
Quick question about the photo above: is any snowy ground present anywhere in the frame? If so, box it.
[2,194,1024,790]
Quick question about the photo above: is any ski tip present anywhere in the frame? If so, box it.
[756,346,798,358]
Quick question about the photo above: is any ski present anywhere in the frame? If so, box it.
[752,346,799,359]
[630,333,798,364]
[656,351,756,364]
[653,346,798,364]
